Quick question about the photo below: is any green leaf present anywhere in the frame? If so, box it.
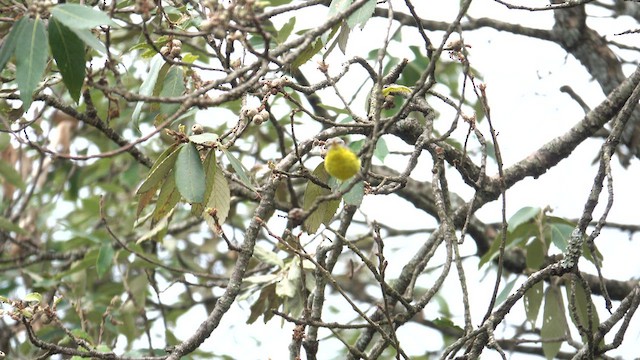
[565,279,599,343]
[541,285,568,360]
[508,206,540,232]
[151,170,181,224]
[50,4,118,30]
[276,17,296,44]
[136,144,180,195]
[0,17,28,73]
[204,163,231,233]
[96,243,114,278]
[189,133,218,146]
[159,66,185,115]
[74,29,107,53]
[525,237,546,270]
[0,160,25,190]
[49,17,86,103]
[374,137,389,162]
[291,38,323,70]
[175,143,205,203]
[24,292,42,303]
[132,54,165,123]
[15,18,48,111]
[524,281,544,326]
[220,146,255,191]
[346,0,376,29]
[546,219,574,252]
[495,276,517,307]
[327,0,352,19]
[253,245,284,268]
[340,180,364,206]
[192,149,216,216]
[137,208,173,244]
[303,163,340,234]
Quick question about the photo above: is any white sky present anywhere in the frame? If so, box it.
[147,1,640,359]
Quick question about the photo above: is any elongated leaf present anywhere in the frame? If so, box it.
[547,221,573,252]
[276,17,296,44]
[132,54,165,123]
[136,187,157,219]
[152,170,181,224]
[327,0,352,19]
[96,243,114,278]
[136,144,180,194]
[565,279,600,343]
[253,245,284,268]
[159,66,185,115]
[508,206,540,232]
[50,4,118,30]
[74,28,107,53]
[0,160,25,190]
[524,281,544,326]
[495,277,517,307]
[15,18,48,111]
[291,38,323,70]
[340,180,364,206]
[220,146,255,191]
[49,17,86,103]
[0,17,28,72]
[137,208,173,244]
[303,163,340,234]
[346,0,376,29]
[189,133,218,146]
[175,143,205,203]
[541,285,568,360]
[192,149,215,216]
[204,163,231,233]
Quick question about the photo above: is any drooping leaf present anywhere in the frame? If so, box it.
[340,180,364,206]
[192,149,215,216]
[508,206,540,232]
[74,28,107,53]
[524,281,544,327]
[525,237,546,270]
[327,0,352,19]
[151,170,181,224]
[374,137,389,162]
[253,245,284,268]
[189,133,218,146]
[136,144,180,195]
[96,243,114,278]
[49,17,86,103]
[546,220,573,252]
[50,4,119,30]
[0,17,28,73]
[303,163,340,234]
[175,143,205,203]
[276,17,296,44]
[204,163,231,233]
[495,276,517,307]
[291,38,323,70]
[137,208,173,244]
[159,66,185,115]
[15,18,48,111]
[565,278,600,344]
[541,285,568,360]
[220,146,255,191]
[346,0,376,29]
[132,54,166,124]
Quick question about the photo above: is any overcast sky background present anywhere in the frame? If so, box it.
[136,1,640,359]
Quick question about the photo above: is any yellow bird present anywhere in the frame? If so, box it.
[324,138,360,181]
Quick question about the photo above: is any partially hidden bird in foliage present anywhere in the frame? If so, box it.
[324,138,360,181]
